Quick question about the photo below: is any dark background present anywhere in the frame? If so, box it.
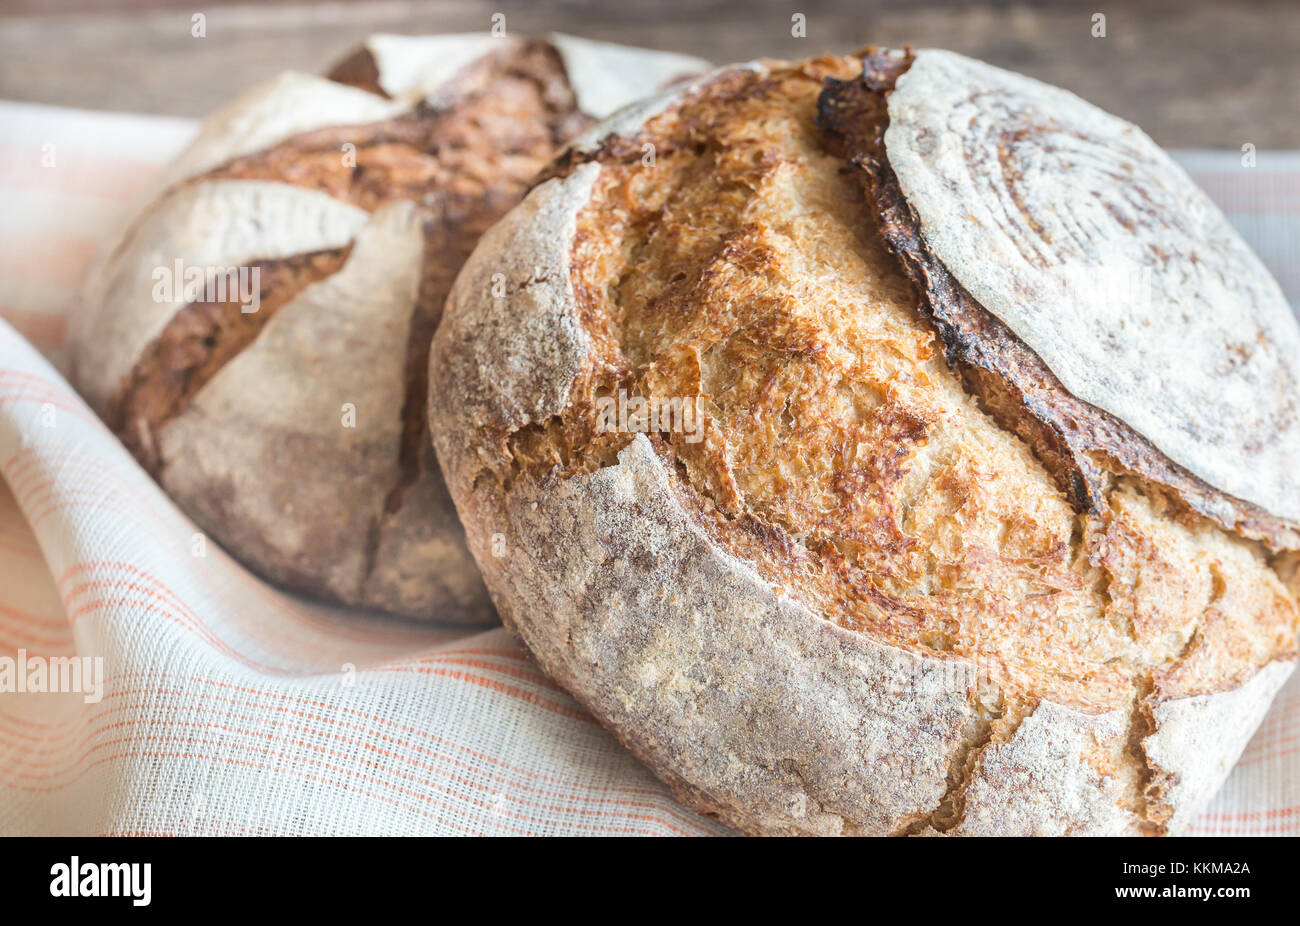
[0,0,1297,147]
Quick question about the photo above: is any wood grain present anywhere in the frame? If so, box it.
[0,0,1297,147]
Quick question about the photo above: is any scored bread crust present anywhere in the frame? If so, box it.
[816,51,1300,551]
[430,56,1300,833]
[71,34,708,623]
[878,51,1300,529]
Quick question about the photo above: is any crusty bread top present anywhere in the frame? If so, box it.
[80,181,369,415]
[817,50,1300,551]
[77,35,708,428]
[881,50,1300,527]
[429,53,1300,833]
[70,35,708,621]
[447,56,1300,712]
[153,73,406,190]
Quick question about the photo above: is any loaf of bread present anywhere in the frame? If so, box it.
[70,33,707,623]
[429,49,1300,831]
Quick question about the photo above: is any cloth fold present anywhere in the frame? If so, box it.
[0,100,1296,835]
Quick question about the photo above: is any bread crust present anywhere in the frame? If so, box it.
[72,36,707,623]
[430,55,1300,832]
[865,50,1300,529]
[816,51,1300,551]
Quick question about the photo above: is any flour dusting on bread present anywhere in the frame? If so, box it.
[429,53,1300,835]
[884,49,1300,524]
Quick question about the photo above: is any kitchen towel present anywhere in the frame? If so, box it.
[0,99,1297,835]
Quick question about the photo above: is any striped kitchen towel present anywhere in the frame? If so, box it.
[0,99,1297,836]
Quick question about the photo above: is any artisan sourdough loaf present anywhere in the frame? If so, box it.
[71,33,707,623]
[429,50,1300,831]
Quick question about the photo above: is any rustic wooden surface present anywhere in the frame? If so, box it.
[0,0,1297,148]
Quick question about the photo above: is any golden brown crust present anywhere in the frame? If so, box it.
[430,54,1300,833]
[198,48,587,532]
[83,38,597,623]
[123,39,592,460]
[816,49,1300,552]
[498,58,1300,709]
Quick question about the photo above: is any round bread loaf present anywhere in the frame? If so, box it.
[70,33,707,623]
[429,50,1300,831]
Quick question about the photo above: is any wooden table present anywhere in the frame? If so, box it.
[1,0,1298,149]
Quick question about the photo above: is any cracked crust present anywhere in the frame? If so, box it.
[816,49,1300,551]
[70,34,708,623]
[430,55,1300,832]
